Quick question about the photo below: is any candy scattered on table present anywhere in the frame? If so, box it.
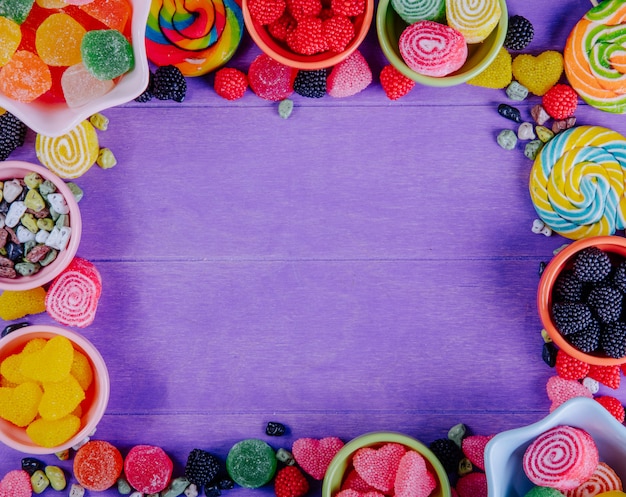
[124,444,174,494]
[523,425,599,491]
[504,15,534,51]
[45,256,102,328]
[226,438,277,488]
[379,64,415,100]
[0,111,27,161]
[73,440,123,491]
[326,50,372,98]
[214,67,249,101]
[292,436,343,480]
[274,466,309,497]
[185,448,221,487]
[512,51,564,96]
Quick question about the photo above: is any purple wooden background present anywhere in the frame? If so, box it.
[1,0,625,494]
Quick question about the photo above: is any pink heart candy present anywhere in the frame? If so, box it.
[0,470,32,497]
[292,437,344,480]
[394,450,436,497]
[546,375,593,412]
[353,443,407,493]
[336,489,386,497]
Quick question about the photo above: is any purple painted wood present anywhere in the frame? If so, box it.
[1,0,624,495]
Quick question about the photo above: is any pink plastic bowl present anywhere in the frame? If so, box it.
[0,160,82,292]
[0,325,110,454]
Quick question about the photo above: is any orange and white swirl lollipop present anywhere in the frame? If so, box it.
[564,0,626,113]
[445,0,501,43]
[529,125,626,239]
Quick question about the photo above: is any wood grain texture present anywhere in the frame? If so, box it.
[1,0,625,495]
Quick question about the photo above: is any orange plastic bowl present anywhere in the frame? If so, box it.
[242,0,374,70]
[0,325,110,454]
[538,236,626,366]
[0,161,82,292]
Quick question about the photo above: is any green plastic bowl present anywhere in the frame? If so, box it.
[376,0,508,86]
[322,432,451,497]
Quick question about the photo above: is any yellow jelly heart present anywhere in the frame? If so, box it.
[467,47,512,89]
[0,382,43,427]
[22,338,48,354]
[1,353,30,385]
[39,375,86,420]
[70,351,93,391]
[20,336,74,383]
[512,51,564,96]
[0,287,46,320]
[26,415,81,448]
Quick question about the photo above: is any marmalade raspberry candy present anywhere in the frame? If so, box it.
[74,440,124,491]
[0,50,52,102]
[0,17,21,67]
[35,12,86,66]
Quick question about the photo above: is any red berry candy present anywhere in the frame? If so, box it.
[379,65,415,100]
[542,83,578,120]
[286,17,328,55]
[286,0,322,21]
[595,396,625,423]
[248,53,297,101]
[268,13,297,41]
[555,349,590,381]
[248,0,286,25]
[587,364,621,389]
[274,466,310,497]
[330,0,365,17]
[323,15,355,52]
[214,67,249,100]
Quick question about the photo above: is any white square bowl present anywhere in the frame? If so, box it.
[484,397,626,497]
[0,0,150,137]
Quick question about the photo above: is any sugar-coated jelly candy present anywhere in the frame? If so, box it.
[26,414,81,447]
[36,0,69,8]
[124,445,174,494]
[61,63,114,107]
[38,374,85,420]
[226,439,277,488]
[0,382,43,427]
[74,440,124,491]
[80,0,130,32]
[70,350,93,390]
[0,0,35,23]
[0,50,51,102]
[80,29,133,80]
[0,17,21,66]
[20,335,74,383]
[36,13,86,66]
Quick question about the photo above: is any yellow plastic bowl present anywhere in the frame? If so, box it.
[243,0,374,70]
[322,432,451,497]
[376,0,508,86]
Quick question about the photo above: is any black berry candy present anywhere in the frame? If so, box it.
[185,448,221,487]
[428,438,463,474]
[497,104,522,123]
[542,341,558,367]
[2,321,29,338]
[265,421,286,436]
[21,457,44,475]
[153,65,187,102]
[504,15,534,51]
[205,485,221,497]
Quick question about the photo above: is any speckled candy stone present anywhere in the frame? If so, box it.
[226,439,277,488]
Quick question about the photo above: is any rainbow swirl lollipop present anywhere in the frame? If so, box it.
[564,0,626,113]
[529,125,626,239]
[146,0,244,76]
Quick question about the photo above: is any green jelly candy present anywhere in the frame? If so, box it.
[226,439,277,488]
[45,465,66,491]
[81,29,134,81]
[524,486,564,497]
[0,0,35,24]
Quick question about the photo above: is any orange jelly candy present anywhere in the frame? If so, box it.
[74,440,123,491]
[80,0,131,32]
[26,414,81,448]
[36,12,86,66]
[0,50,51,102]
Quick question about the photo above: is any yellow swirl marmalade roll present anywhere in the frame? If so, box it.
[445,0,501,43]
[529,125,626,239]
[36,120,99,179]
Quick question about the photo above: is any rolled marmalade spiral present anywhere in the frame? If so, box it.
[529,125,626,239]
